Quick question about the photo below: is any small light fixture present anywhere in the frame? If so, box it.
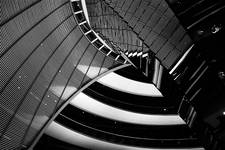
[218,71,225,80]
[223,111,225,115]
[211,24,222,34]
[197,30,204,35]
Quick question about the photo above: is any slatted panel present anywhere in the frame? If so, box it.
[86,0,151,56]
[103,0,193,69]
[0,0,123,149]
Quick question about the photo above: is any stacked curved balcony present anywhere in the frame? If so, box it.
[52,103,200,148]
[1,0,216,149]
[35,0,205,149]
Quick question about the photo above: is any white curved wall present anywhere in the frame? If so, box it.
[46,122,205,150]
[98,72,163,97]
[70,92,185,125]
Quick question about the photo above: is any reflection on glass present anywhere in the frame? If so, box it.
[77,65,107,78]
[50,86,77,100]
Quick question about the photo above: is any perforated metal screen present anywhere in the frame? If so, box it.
[0,0,123,149]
